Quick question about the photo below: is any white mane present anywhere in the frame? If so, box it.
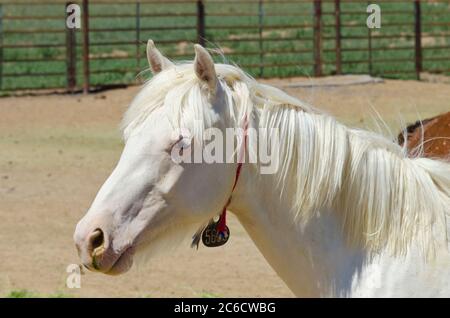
[122,62,450,257]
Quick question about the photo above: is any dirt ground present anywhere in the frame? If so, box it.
[0,76,449,297]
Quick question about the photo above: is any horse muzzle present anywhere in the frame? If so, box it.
[74,227,135,275]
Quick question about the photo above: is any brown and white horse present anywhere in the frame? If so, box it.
[399,111,450,159]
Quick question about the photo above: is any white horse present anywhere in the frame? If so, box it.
[74,40,450,297]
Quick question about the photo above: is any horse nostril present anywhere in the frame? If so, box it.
[88,229,105,253]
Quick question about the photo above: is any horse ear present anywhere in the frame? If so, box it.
[194,44,217,92]
[147,39,173,74]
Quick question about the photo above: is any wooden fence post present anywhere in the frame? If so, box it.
[66,2,77,93]
[335,0,341,75]
[136,2,141,72]
[313,0,322,76]
[82,0,90,94]
[258,0,264,77]
[197,0,205,46]
[414,0,422,80]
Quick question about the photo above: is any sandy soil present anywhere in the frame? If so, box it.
[0,76,449,297]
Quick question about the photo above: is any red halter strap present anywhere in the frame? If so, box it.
[216,118,248,234]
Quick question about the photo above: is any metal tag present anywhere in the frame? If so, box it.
[201,221,230,247]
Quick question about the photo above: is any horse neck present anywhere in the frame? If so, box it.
[229,164,450,297]
[227,108,449,297]
[225,109,363,297]
[229,167,367,297]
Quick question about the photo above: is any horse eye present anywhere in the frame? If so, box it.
[169,134,191,153]
[179,135,192,148]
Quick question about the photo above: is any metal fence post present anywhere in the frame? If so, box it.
[66,2,77,93]
[313,0,322,76]
[258,0,264,77]
[414,0,422,80]
[196,0,205,46]
[0,4,3,91]
[335,0,341,75]
[136,1,141,72]
[367,1,373,75]
[368,27,372,75]
[82,0,90,94]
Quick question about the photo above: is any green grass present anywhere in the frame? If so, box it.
[5,289,36,298]
[199,291,220,298]
[0,1,449,92]
[4,289,73,298]
[4,289,217,298]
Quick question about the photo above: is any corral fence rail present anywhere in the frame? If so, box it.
[0,0,449,93]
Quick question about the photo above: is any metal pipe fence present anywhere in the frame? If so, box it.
[0,0,449,93]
